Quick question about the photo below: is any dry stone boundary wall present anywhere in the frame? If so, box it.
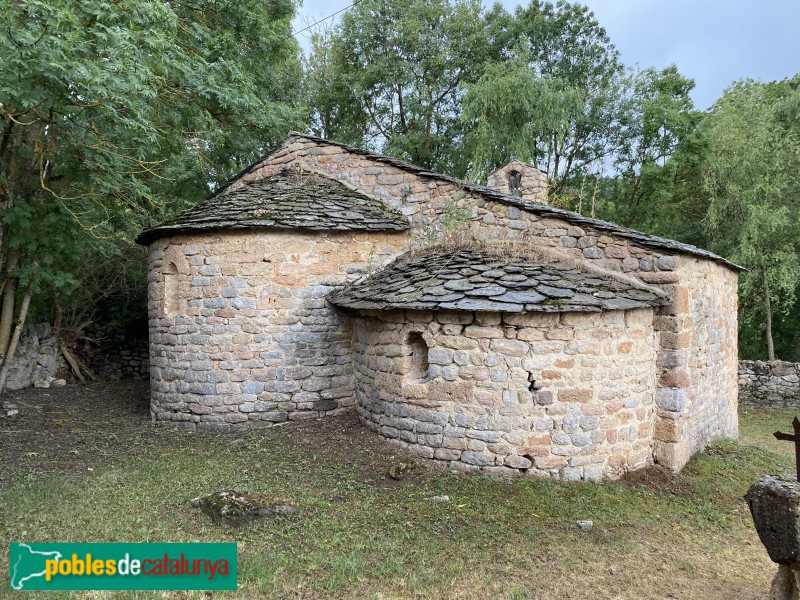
[739,361,800,407]
[3,323,67,390]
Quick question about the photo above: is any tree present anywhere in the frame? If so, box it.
[610,65,699,228]
[0,0,304,389]
[462,0,625,191]
[306,0,506,175]
[702,77,800,360]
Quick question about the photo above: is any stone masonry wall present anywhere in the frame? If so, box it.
[235,135,740,468]
[3,323,67,390]
[92,336,149,380]
[739,361,800,407]
[486,160,548,205]
[145,136,739,466]
[148,229,407,431]
[238,136,678,279]
[351,307,658,481]
[651,257,739,469]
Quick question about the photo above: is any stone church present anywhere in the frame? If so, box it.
[136,132,741,481]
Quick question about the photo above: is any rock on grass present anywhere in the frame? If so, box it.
[190,490,297,526]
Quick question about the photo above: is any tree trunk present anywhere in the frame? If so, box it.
[0,286,32,394]
[0,247,20,360]
[765,277,776,361]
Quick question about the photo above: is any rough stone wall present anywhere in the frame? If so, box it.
[148,229,407,431]
[237,136,678,279]
[236,136,741,468]
[486,160,548,205]
[92,336,150,380]
[351,307,658,481]
[4,323,67,390]
[651,258,739,469]
[739,361,800,407]
[145,135,740,464]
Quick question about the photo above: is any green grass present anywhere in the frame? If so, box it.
[1,407,798,599]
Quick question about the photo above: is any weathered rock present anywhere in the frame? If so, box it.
[576,519,593,531]
[4,325,68,391]
[190,490,297,526]
[428,495,450,503]
[746,475,800,564]
[388,462,414,480]
[739,361,800,408]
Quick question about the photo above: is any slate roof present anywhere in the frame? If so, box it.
[135,169,410,244]
[230,133,737,272]
[328,248,670,313]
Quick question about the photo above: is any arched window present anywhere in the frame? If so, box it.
[163,261,179,317]
[408,332,429,382]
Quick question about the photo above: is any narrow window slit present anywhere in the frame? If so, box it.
[408,332,429,382]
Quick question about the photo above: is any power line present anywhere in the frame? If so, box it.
[269,1,361,51]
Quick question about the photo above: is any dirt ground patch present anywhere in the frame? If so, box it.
[1,381,152,486]
[619,463,693,495]
[0,381,412,490]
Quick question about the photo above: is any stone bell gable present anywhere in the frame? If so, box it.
[487,160,548,205]
[137,132,742,480]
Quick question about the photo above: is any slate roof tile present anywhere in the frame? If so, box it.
[328,248,670,313]
[136,132,743,273]
[135,169,409,244]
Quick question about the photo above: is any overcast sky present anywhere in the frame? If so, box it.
[293,0,800,110]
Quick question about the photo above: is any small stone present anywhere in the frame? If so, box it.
[429,495,450,503]
[388,462,413,480]
[576,519,593,531]
[33,379,50,389]
[657,255,677,271]
[50,379,67,388]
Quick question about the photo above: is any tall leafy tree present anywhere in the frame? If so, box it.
[462,0,625,191]
[702,77,800,360]
[306,0,506,175]
[0,0,303,388]
[610,65,699,228]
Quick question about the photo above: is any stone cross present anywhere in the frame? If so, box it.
[774,416,800,481]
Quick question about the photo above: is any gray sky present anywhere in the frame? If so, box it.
[293,0,800,110]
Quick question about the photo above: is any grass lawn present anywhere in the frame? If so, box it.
[0,383,797,599]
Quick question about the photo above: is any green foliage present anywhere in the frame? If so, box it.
[306,0,506,175]
[463,0,626,190]
[702,77,800,359]
[0,0,304,339]
[609,66,700,228]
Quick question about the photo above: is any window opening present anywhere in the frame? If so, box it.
[507,170,522,196]
[163,261,179,317]
[408,332,429,381]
